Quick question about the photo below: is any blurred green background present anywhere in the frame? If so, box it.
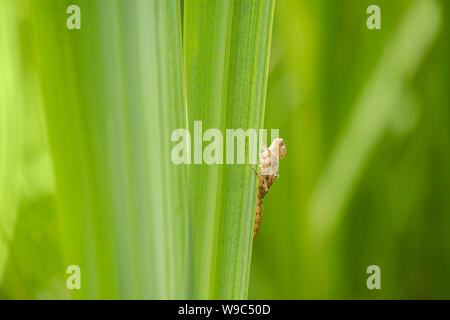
[249,0,450,299]
[1,0,449,299]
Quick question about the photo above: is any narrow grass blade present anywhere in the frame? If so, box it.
[184,0,275,299]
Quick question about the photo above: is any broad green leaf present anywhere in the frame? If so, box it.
[1,0,276,299]
[28,0,186,299]
[0,0,24,280]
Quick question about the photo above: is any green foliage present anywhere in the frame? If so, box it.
[0,0,275,299]
[249,0,450,299]
[1,0,450,300]
[184,0,275,299]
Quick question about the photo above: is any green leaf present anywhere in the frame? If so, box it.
[184,0,275,299]
[28,0,187,299]
[0,0,24,281]
[1,0,275,299]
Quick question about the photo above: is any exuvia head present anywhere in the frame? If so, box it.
[270,138,286,159]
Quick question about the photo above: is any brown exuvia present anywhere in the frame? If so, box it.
[252,138,286,241]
